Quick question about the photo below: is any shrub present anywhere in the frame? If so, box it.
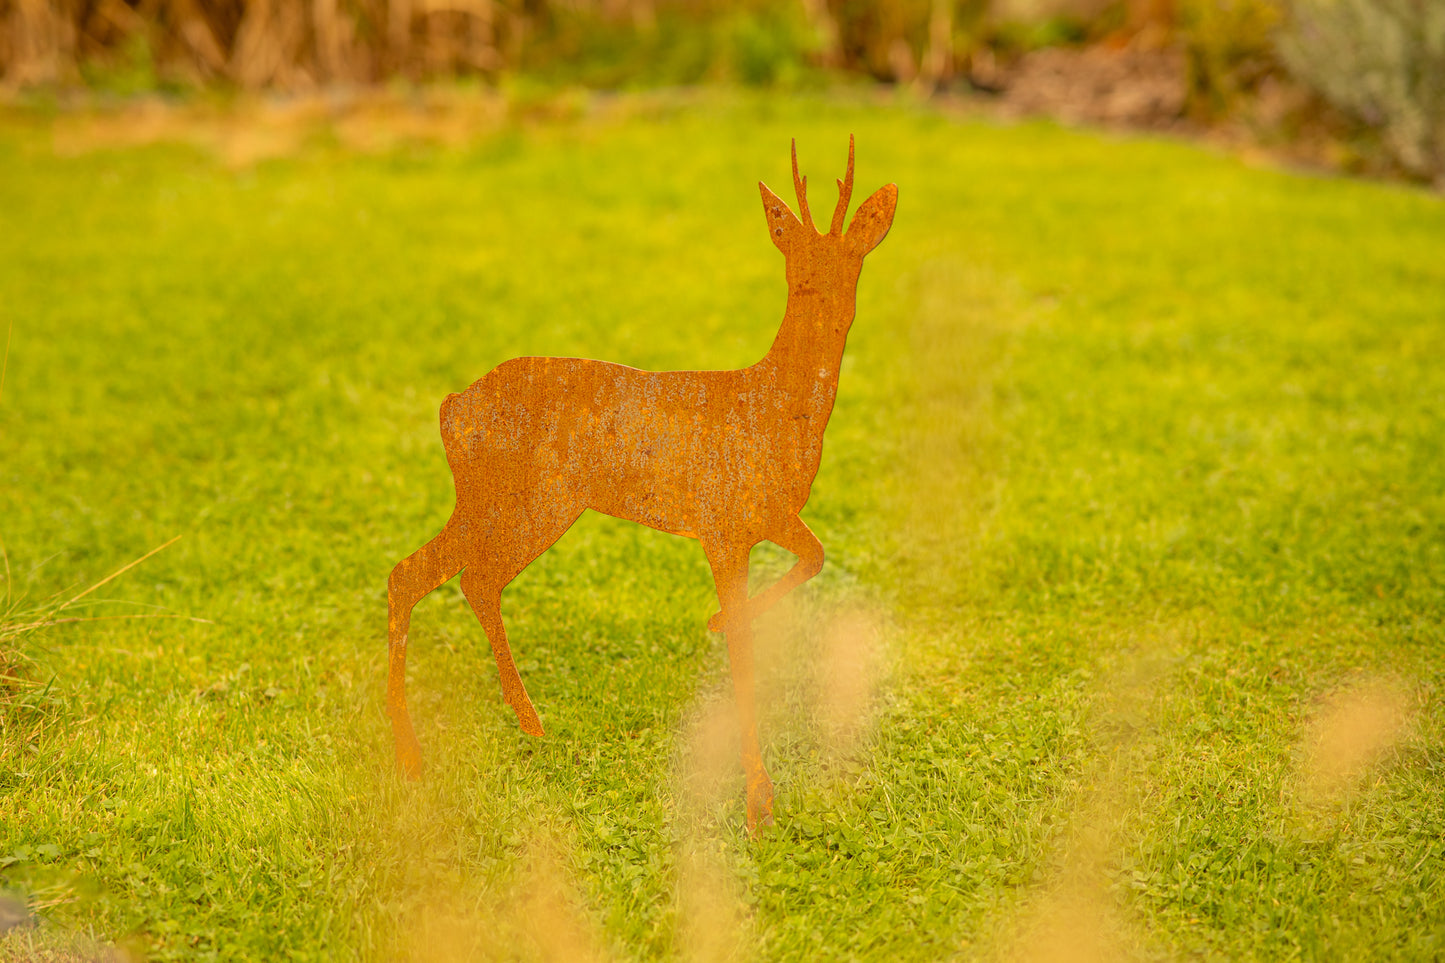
[1178,0,1284,118]
[1280,0,1445,181]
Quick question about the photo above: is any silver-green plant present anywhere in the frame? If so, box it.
[1281,0,1445,181]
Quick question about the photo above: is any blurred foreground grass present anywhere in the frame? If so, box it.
[1,92,1443,961]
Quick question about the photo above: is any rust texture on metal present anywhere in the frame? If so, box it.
[386,138,897,831]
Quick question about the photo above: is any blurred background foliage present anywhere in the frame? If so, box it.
[0,0,1441,181]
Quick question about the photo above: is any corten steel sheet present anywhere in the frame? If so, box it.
[387,138,898,831]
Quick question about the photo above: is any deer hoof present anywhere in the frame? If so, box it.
[512,700,546,738]
[395,738,424,782]
[745,775,775,835]
[392,713,425,780]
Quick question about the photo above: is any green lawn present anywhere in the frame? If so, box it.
[2,91,1443,961]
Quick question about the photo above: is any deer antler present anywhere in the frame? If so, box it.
[791,138,815,232]
[830,135,855,236]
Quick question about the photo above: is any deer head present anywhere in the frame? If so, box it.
[758,136,898,291]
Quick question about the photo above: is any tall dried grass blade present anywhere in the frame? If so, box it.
[1,535,12,615]
[172,0,228,75]
[54,533,183,614]
[1,316,12,407]
[4,613,213,636]
[2,535,195,711]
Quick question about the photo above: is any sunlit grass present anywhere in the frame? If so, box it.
[1,91,1442,960]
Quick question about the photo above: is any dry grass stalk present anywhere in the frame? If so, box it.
[47,87,511,165]
[1,535,199,717]
[986,646,1179,963]
[1295,679,1414,807]
[1,1,978,93]
[814,607,884,764]
[672,695,751,963]
[4,0,79,87]
[404,833,609,963]
[674,842,749,963]
[1,0,523,90]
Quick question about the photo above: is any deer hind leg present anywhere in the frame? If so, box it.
[459,567,545,737]
[454,497,582,737]
[388,519,467,779]
[704,538,775,832]
[707,515,824,632]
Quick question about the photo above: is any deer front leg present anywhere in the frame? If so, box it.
[704,538,775,832]
[707,515,824,632]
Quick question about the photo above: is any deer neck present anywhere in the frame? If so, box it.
[758,281,855,404]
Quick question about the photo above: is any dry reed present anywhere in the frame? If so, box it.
[0,0,967,92]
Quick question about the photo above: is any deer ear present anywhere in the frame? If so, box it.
[760,181,805,253]
[845,183,897,257]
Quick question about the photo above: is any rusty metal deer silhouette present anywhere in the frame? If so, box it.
[387,137,897,830]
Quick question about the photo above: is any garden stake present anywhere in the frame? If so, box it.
[386,137,897,831]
